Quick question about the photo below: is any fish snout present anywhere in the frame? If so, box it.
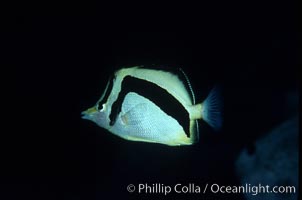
[81,107,97,119]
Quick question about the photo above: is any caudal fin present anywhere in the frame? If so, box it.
[201,86,223,131]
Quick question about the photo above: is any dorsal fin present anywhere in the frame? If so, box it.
[137,65,195,105]
[178,68,196,104]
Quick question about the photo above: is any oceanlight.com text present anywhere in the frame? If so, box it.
[126,183,296,196]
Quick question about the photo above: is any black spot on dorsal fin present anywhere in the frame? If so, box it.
[109,75,191,137]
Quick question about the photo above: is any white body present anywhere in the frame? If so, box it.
[82,66,222,146]
[109,92,192,145]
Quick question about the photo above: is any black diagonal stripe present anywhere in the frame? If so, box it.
[109,76,190,137]
[97,76,114,110]
[139,65,195,103]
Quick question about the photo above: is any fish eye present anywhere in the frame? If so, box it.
[98,103,106,112]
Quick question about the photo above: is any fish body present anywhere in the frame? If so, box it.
[82,66,222,146]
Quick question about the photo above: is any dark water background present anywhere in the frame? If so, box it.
[2,5,298,200]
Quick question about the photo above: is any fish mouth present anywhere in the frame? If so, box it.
[81,111,90,120]
[81,107,97,119]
